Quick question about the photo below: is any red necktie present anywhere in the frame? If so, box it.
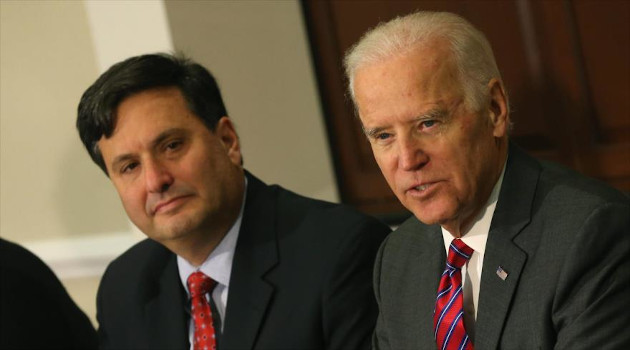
[434,239,474,350]
[187,271,217,350]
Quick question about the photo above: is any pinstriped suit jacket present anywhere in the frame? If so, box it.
[373,144,630,349]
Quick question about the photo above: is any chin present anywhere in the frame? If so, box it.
[153,216,201,241]
[406,206,437,225]
[407,201,454,226]
[413,214,441,226]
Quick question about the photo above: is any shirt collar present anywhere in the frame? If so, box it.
[178,177,248,296]
[442,158,507,256]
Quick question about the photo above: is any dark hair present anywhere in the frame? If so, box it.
[76,53,228,174]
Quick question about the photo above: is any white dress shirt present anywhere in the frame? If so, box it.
[177,179,247,348]
[441,161,506,341]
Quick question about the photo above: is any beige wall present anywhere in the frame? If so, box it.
[0,0,336,326]
[0,1,128,243]
[165,0,337,201]
[1,0,124,326]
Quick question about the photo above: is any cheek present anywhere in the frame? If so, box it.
[433,142,469,190]
[118,187,146,218]
[373,149,395,176]
[373,151,404,195]
[449,148,484,201]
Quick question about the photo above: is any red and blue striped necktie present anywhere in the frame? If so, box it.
[434,238,474,350]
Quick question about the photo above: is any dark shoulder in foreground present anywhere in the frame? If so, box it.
[0,238,98,349]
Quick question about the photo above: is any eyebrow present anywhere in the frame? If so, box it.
[110,128,189,170]
[111,153,136,172]
[151,128,188,149]
[420,108,447,120]
[362,108,447,138]
[362,125,385,138]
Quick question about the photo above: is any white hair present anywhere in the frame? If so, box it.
[344,11,507,113]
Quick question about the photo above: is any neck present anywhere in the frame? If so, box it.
[165,180,245,266]
[175,232,227,267]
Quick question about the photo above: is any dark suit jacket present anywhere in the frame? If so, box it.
[373,144,630,350]
[0,238,98,349]
[97,172,390,350]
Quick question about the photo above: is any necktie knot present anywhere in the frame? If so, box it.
[447,239,473,270]
[187,271,215,298]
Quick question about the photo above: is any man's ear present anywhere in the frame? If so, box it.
[487,78,509,138]
[215,116,242,165]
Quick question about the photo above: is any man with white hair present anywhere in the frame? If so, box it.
[345,11,629,349]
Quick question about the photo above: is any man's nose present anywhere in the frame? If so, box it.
[144,160,174,193]
[398,136,428,171]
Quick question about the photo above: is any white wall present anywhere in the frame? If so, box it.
[0,0,336,326]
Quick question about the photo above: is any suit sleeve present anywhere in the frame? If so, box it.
[553,202,630,349]
[321,216,390,350]
[372,235,392,350]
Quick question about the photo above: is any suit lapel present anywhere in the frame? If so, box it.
[413,224,446,348]
[475,145,540,349]
[143,248,189,349]
[383,218,444,349]
[221,173,278,349]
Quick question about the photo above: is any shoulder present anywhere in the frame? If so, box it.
[539,160,628,204]
[377,216,439,262]
[502,145,628,230]
[249,183,391,279]
[244,171,389,239]
[0,239,98,349]
[0,238,68,295]
[503,151,629,273]
[533,160,629,223]
[1,238,52,275]
[384,216,434,247]
[106,238,170,269]
[100,238,173,289]
[97,238,177,327]
[507,144,628,212]
[535,163,629,250]
[271,183,391,241]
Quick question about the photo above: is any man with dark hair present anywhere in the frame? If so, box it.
[77,53,390,350]
[345,11,630,350]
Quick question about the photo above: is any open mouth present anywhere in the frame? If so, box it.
[414,184,430,191]
[406,181,439,197]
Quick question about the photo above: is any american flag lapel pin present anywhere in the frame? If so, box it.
[496,266,508,280]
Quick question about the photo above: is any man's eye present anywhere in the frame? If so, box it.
[166,140,182,150]
[121,162,139,174]
[421,120,436,128]
[376,133,391,140]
